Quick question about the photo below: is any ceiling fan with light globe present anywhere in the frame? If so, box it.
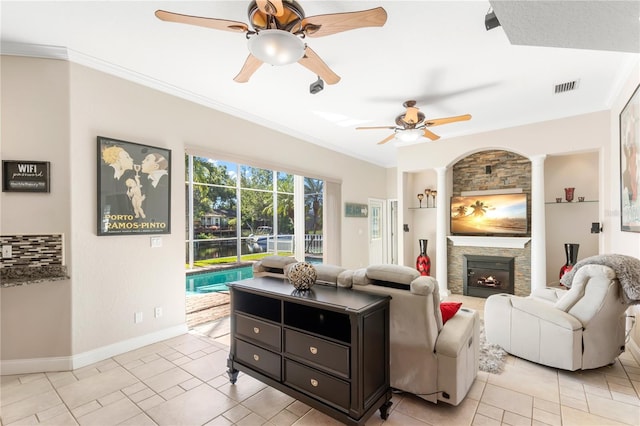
[155,0,387,84]
[357,100,472,145]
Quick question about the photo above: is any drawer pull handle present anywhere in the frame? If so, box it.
[253,327,260,334]
[309,346,318,355]
[310,379,318,387]
[253,354,260,361]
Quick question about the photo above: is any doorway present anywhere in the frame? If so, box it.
[368,198,386,265]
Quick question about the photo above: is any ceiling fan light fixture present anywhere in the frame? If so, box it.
[395,128,424,142]
[248,29,305,65]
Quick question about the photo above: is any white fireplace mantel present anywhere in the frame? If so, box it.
[447,236,531,249]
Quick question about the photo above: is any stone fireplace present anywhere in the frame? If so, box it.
[446,149,532,297]
[463,254,514,298]
[447,239,531,296]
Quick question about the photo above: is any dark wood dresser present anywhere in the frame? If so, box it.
[227,277,392,425]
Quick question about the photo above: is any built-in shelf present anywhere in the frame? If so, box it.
[409,206,437,210]
[448,236,531,249]
[545,200,598,204]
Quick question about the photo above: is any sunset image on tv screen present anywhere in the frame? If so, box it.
[450,193,527,235]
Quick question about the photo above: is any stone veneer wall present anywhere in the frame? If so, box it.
[0,234,63,268]
[447,241,531,296]
[448,150,532,296]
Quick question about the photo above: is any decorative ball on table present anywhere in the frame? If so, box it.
[287,262,318,291]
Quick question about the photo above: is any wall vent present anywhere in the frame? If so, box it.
[554,80,579,94]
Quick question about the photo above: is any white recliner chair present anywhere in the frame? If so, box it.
[484,263,628,370]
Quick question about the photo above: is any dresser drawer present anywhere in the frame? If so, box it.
[284,359,350,411]
[284,329,349,378]
[236,314,281,351]
[235,339,281,380]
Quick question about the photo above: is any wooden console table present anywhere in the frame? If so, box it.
[226,277,392,425]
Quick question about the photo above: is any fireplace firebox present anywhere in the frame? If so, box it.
[463,254,515,298]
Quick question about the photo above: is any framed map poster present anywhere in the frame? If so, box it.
[97,136,171,236]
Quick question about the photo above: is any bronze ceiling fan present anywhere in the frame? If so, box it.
[357,100,472,145]
[155,0,387,84]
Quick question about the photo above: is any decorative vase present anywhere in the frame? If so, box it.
[564,187,575,202]
[416,239,431,276]
[288,262,317,291]
[559,243,579,279]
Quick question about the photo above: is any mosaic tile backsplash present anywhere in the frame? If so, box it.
[0,234,63,268]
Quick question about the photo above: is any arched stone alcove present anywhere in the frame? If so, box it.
[447,150,532,296]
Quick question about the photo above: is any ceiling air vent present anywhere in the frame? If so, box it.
[554,80,579,94]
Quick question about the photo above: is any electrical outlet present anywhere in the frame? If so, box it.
[134,312,143,323]
[2,245,12,258]
[154,307,163,318]
[150,237,162,248]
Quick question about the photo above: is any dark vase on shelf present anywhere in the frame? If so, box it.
[416,239,431,276]
[559,243,579,279]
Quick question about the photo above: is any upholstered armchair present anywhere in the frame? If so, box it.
[485,262,631,370]
[351,264,480,406]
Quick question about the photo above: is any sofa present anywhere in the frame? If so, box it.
[351,264,480,406]
[252,255,353,287]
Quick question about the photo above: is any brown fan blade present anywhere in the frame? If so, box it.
[377,133,397,145]
[256,0,285,16]
[155,10,248,33]
[297,47,340,85]
[233,54,264,83]
[356,126,397,130]
[301,7,387,37]
[425,114,472,127]
[423,128,441,141]
[403,107,420,125]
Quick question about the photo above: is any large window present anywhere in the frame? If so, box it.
[185,154,323,267]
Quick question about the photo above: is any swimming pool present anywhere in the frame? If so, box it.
[185,258,323,295]
[186,266,253,295]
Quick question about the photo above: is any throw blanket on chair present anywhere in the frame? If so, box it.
[560,254,640,305]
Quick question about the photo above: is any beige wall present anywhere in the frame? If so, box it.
[1,57,72,362]
[1,55,388,366]
[544,152,600,282]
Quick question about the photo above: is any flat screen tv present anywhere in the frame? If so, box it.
[450,193,528,235]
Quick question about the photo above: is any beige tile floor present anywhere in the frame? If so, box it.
[2,295,640,426]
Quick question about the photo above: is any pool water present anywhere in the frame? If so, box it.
[186,266,253,295]
[185,258,323,295]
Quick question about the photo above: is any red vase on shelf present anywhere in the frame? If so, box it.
[559,243,579,279]
[564,187,575,202]
[416,239,431,276]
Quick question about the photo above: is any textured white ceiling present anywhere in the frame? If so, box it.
[491,0,640,53]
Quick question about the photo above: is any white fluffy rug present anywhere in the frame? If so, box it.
[479,321,507,374]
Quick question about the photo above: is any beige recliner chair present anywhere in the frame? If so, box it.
[484,263,628,370]
[351,264,480,406]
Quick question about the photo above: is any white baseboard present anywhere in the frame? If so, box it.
[1,324,188,376]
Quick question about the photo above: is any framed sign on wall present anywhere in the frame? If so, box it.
[97,136,171,236]
[2,160,50,193]
[345,202,368,218]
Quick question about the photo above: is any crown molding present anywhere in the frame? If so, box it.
[1,42,68,60]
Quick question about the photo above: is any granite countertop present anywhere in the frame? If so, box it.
[1,265,69,287]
